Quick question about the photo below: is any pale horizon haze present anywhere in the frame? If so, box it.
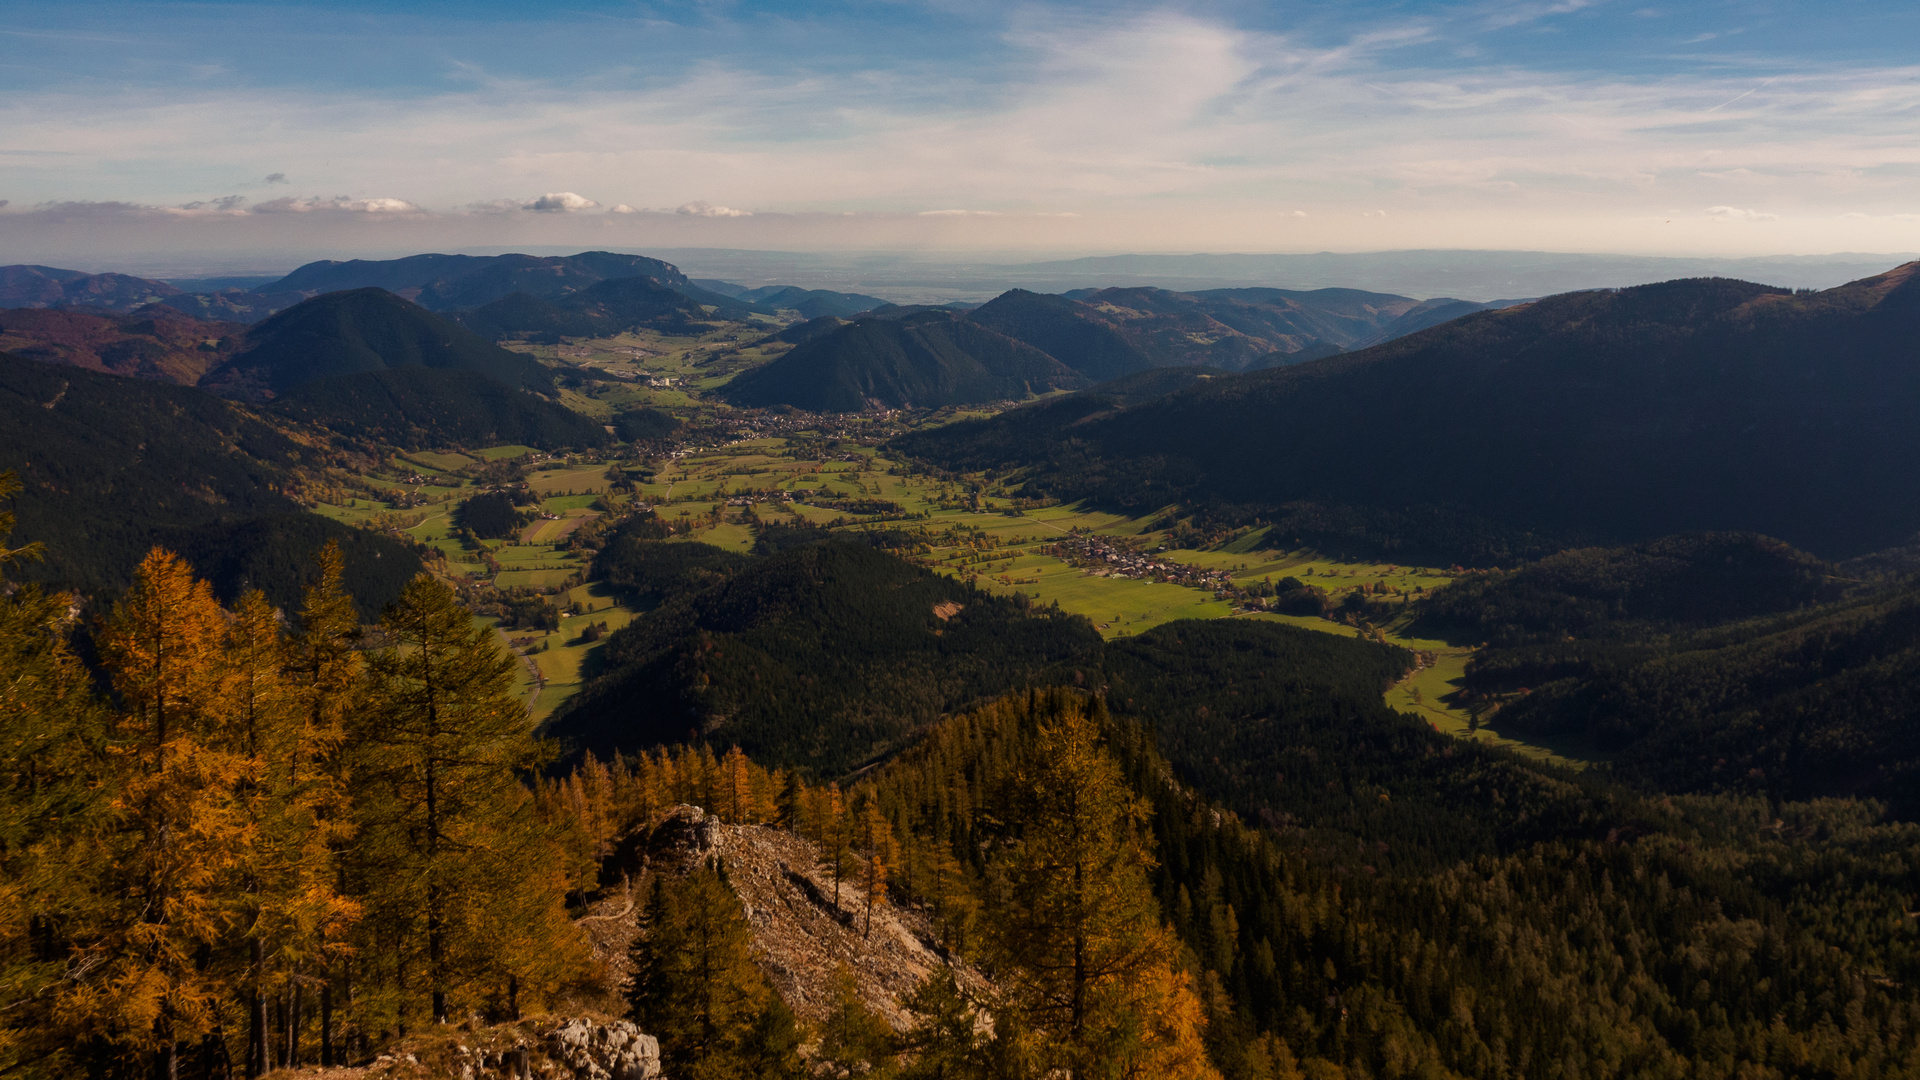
[4,0,1917,269]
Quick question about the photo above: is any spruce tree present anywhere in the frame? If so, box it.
[815,966,896,1079]
[353,573,576,1025]
[625,861,775,1079]
[896,969,988,1080]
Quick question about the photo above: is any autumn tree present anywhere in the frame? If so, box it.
[987,694,1218,1080]
[857,798,894,938]
[0,472,107,1079]
[815,965,896,1079]
[895,969,990,1080]
[92,548,253,1079]
[350,573,582,1028]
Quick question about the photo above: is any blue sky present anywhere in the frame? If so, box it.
[3,0,1917,262]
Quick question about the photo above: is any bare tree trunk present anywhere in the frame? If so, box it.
[247,939,266,1078]
[321,982,333,1067]
[288,973,303,1067]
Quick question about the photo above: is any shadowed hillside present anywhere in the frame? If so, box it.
[0,308,242,384]
[898,266,1920,563]
[204,287,552,395]
[0,349,418,608]
[723,311,1086,411]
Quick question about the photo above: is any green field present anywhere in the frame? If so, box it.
[302,409,1596,764]
[474,444,539,461]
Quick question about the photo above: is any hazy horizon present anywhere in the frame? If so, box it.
[5,0,1916,264]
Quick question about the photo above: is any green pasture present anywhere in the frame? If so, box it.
[474,444,539,461]
[406,450,473,471]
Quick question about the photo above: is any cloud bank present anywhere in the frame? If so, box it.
[1,5,1917,259]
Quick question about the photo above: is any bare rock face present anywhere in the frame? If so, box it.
[642,805,991,1031]
[547,1017,660,1080]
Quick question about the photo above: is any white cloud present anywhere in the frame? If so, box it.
[1705,205,1778,221]
[676,201,751,217]
[3,10,1920,255]
[264,172,288,185]
[254,195,420,213]
[919,209,1001,217]
[524,191,598,212]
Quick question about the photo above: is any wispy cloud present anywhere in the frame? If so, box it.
[1,6,1918,257]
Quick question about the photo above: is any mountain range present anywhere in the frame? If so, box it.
[897,264,1920,564]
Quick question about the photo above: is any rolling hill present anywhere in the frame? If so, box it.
[0,308,242,384]
[204,287,552,395]
[0,265,184,313]
[722,310,1085,411]
[458,275,712,340]
[897,266,1920,564]
[0,349,419,611]
[271,366,609,450]
[261,250,692,311]
[546,535,1105,775]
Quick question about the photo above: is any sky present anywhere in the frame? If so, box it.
[3,0,1918,267]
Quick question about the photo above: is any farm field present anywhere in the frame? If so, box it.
[304,421,1586,764]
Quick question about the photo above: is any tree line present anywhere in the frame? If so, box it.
[0,468,586,1078]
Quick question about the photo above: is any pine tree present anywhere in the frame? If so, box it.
[896,969,988,1080]
[815,966,896,1079]
[988,693,1219,1080]
[625,861,775,1079]
[824,784,852,911]
[352,573,578,1026]
[0,473,106,1079]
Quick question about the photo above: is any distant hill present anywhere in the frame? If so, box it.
[204,288,552,395]
[896,266,1920,564]
[0,265,183,313]
[964,289,1156,381]
[0,349,418,611]
[546,534,1104,775]
[261,251,692,311]
[271,366,609,450]
[734,285,889,319]
[722,311,1085,411]
[1346,296,1532,350]
[458,276,711,340]
[140,287,310,324]
[1417,531,1920,812]
[0,308,242,384]
[1413,532,1846,647]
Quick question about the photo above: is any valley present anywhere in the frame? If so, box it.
[8,249,1920,1080]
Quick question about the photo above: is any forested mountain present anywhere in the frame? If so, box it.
[0,307,242,384]
[271,365,610,450]
[867,690,1920,1080]
[722,311,1087,411]
[262,250,692,310]
[547,532,1104,774]
[204,287,553,395]
[898,265,1920,564]
[1418,532,1920,811]
[964,289,1158,380]
[0,264,184,312]
[457,275,712,340]
[735,285,889,319]
[0,350,418,609]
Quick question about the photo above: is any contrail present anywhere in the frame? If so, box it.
[1705,77,1776,114]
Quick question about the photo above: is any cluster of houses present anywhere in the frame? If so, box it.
[1049,534,1235,592]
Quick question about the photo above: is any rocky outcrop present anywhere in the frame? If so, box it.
[577,805,991,1031]
[547,1017,660,1080]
